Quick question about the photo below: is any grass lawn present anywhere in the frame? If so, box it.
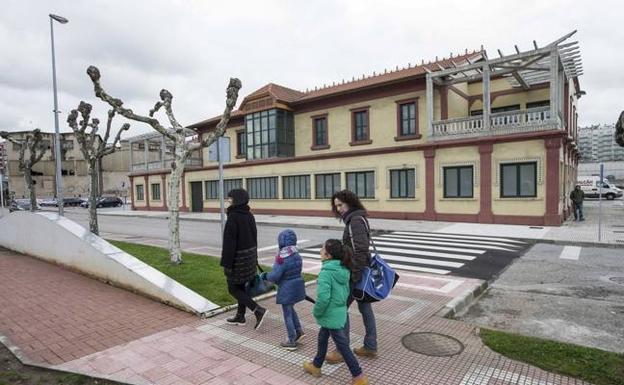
[480,328,624,385]
[110,240,316,307]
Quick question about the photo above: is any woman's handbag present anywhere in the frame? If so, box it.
[349,218,399,302]
[245,264,275,298]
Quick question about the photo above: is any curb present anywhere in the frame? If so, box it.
[436,280,489,319]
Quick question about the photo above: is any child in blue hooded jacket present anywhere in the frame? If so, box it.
[262,229,306,350]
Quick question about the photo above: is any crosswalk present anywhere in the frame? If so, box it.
[298,231,530,280]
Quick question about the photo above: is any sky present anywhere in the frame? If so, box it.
[1,0,622,140]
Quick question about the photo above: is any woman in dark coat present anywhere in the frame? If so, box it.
[325,189,378,363]
[221,188,268,329]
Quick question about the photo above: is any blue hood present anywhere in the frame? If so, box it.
[278,229,297,249]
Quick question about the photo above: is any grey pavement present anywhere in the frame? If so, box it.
[60,209,343,259]
[459,242,624,353]
[83,198,624,247]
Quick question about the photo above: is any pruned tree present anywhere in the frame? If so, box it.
[615,111,624,147]
[67,101,130,235]
[86,66,242,264]
[0,129,47,212]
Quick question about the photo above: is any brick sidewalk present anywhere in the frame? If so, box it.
[0,248,195,365]
[1,248,590,385]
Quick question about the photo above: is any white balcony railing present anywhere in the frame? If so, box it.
[432,107,559,139]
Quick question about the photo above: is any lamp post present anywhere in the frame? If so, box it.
[49,13,68,216]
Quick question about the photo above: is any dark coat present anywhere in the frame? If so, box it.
[570,188,584,204]
[266,229,306,305]
[221,202,258,284]
[342,209,371,283]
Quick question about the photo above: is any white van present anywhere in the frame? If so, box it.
[576,176,623,200]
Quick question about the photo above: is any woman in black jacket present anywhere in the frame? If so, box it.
[325,189,378,363]
[221,188,268,329]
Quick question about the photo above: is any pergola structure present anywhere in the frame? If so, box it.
[426,31,583,139]
[127,129,202,172]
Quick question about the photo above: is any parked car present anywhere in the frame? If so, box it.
[80,197,124,208]
[9,199,40,212]
[39,198,58,207]
[63,197,86,207]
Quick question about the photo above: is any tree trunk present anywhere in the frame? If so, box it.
[24,170,36,212]
[87,160,99,235]
[167,151,184,264]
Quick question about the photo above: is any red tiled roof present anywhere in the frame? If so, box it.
[189,51,484,129]
[296,51,483,101]
[244,83,306,103]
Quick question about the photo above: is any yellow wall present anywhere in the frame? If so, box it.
[183,150,426,214]
[447,83,469,119]
[491,139,546,216]
[434,146,480,214]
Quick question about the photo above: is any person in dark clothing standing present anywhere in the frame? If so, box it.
[221,188,268,329]
[325,190,378,364]
[570,185,585,221]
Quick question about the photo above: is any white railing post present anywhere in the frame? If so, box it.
[482,63,491,131]
[426,74,434,139]
[549,47,559,126]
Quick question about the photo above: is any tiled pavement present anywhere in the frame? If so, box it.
[0,248,195,365]
[1,248,590,385]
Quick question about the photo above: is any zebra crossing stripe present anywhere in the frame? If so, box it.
[370,239,486,254]
[300,250,465,268]
[391,231,526,244]
[305,246,477,261]
[374,235,518,251]
[298,252,452,275]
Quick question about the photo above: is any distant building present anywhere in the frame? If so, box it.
[5,131,130,199]
[129,33,584,226]
[578,124,624,162]
[0,141,7,175]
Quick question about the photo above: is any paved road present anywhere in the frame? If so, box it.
[61,208,343,258]
[460,243,624,353]
[61,209,531,279]
[299,231,531,280]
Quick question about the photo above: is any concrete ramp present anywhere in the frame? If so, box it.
[0,211,219,314]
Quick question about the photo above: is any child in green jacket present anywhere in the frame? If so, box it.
[303,239,369,385]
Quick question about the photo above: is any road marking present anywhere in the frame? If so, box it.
[376,235,520,250]
[370,239,486,254]
[559,246,581,260]
[256,240,310,252]
[300,251,461,268]
[393,231,526,244]
[306,246,478,261]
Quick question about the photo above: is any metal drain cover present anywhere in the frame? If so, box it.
[609,277,624,285]
[401,332,464,357]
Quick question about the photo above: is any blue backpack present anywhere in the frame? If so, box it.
[349,218,399,302]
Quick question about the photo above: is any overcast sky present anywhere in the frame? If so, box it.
[1,0,622,139]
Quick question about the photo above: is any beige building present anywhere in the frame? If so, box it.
[5,131,130,199]
[129,33,583,226]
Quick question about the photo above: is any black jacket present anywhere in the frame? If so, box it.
[221,204,258,284]
[342,209,371,283]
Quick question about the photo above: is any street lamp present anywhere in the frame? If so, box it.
[49,13,68,216]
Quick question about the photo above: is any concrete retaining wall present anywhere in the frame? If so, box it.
[0,211,218,315]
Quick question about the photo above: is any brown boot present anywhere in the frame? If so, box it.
[303,362,321,378]
[353,346,377,358]
[352,374,369,385]
[325,350,343,364]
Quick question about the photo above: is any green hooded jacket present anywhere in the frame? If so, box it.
[313,259,351,329]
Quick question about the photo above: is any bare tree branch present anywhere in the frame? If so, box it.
[189,78,242,151]
[87,66,175,141]
[102,123,130,156]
